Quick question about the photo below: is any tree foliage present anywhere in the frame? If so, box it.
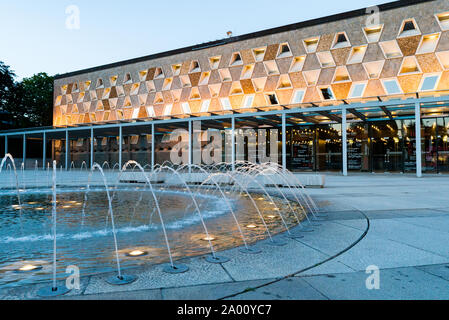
[19,73,54,127]
[0,61,54,129]
[0,61,16,113]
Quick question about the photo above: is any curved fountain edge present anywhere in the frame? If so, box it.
[219,207,371,300]
[0,159,366,299]
[0,203,370,300]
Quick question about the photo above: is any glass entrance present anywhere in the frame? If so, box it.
[347,123,369,172]
[370,122,403,173]
[422,119,438,173]
[420,117,449,173]
[287,126,314,171]
[316,124,342,172]
[436,117,449,173]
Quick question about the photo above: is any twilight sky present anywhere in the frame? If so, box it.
[0,0,388,79]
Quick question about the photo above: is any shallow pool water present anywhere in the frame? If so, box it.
[0,186,301,288]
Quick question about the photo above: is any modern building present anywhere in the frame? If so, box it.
[1,0,449,176]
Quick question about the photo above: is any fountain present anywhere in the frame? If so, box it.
[0,155,322,291]
[37,161,71,297]
[119,162,190,273]
[0,154,24,233]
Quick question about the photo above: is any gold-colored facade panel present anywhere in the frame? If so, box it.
[53,1,449,126]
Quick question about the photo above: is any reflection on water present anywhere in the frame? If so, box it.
[0,186,302,288]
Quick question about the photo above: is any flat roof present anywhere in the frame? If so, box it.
[54,0,433,80]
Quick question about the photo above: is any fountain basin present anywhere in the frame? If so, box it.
[0,186,302,289]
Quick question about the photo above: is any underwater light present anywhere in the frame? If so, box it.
[126,250,148,257]
[17,264,42,272]
[35,207,44,211]
[267,215,276,219]
[202,236,216,241]
[28,202,38,205]
[62,205,72,209]
[12,205,21,210]
[257,198,265,200]
[246,224,257,229]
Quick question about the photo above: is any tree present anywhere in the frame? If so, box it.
[0,61,16,112]
[0,61,54,129]
[19,73,54,127]
[0,61,18,128]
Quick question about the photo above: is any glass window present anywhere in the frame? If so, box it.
[303,37,319,53]
[383,79,402,94]
[265,93,279,105]
[399,19,420,37]
[181,102,191,114]
[220,98,232,110]
[291,90,305,104]
[436,12,449,31]
[363,25,383,43]
[349,83,366,98]
[417,34,440,54]
[200,100,210,113]
[332,32,350,49]
[320,87,335,100]
[163,104,173,116]
[420,75,440,91]
[379,41,402,59]
[243,95,254,108]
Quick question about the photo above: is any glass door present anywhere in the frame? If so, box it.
[288,127,315,172]
[316,124,342,172]
[371,122,403,173]
[421,119,438,173]
[347,123,370,172]
[403,120,417,173]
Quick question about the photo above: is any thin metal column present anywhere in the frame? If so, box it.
[342,107,348,177]
[231,116,235,172]
[151,124,155,172]
[90,128,94,168]
[415,102,422,178]
[65,130,69,170]
[282,113,286,170]
[23,134,26,169]
[42,132,46,170]
[118,126,123,171]
[188,120,192,173]
[4,136,7,155]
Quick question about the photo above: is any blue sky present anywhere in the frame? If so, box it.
[0,0,388,79]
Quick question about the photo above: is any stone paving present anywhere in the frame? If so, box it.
[1,173,449,300]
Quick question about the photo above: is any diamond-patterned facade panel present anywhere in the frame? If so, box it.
[331,47,352,66]
[53,1,449,126]
[397,35,422,56]
[416,53,443,73]
[380,58,403,78]
[263,44,279,61]
[316,34,334,52]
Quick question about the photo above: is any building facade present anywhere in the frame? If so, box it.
[2,0,449,176]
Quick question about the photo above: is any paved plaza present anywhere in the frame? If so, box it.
[1,173,449,300]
